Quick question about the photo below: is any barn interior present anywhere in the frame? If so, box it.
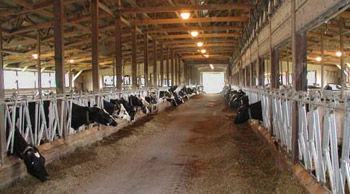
[0,0,350,193]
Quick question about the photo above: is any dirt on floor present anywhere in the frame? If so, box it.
[0,108,174,194]
[1,95,308,194]
[180,99,307,194]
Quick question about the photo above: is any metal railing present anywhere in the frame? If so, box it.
[243,87,350,194]
[4,88,165,153]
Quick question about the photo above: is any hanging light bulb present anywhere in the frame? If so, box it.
[316,57,322,62]
[180,12,191,20]
[200,49,206,54]
[32,54,38,59]
[190,31,199,37]
[204,54,209,58]
[336,51,342,57]
[69,59,75,63]
[197,42,203,47]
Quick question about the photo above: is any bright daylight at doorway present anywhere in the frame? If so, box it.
[202,72,225,93]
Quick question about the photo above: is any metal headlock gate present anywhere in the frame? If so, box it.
[4,88,163,153]
[243,87,350,194]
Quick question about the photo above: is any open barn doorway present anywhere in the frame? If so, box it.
[202,72,225,93]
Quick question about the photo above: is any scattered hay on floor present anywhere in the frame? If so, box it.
[181,110,307,194]
[1,108,175,194]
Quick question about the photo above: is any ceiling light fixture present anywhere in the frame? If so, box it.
[32,54,38,59]
[180,12,191,20]
[190,31,199,37]
[200,49,206,54]
[197,42,203,47]
[316,57,322,62]
[69,59,75,63]
[336,51,342,57]
[204,54,209,58]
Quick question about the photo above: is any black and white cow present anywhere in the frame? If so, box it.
[7,127,49,182]
[109,99,132,121]
[114,98,137,121]
[129,95,148,114]
[71,103,118,130]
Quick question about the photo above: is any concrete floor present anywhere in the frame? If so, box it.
[2,94,307,194]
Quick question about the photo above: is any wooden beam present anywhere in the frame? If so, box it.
[115,0,122,90]
[170,43,234,48]
[135,17,249,25]
[181,54,230,59]
[91,0,100,92]
[98,1,114,16]
[157,33,240,39]
[163,39,237,45]
[0,0,85,17]
[148,26,242,33]
[121,3,254,14]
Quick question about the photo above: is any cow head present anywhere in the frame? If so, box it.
[89,107,118,127]
[22,146,49,182]
[130,95,148,114]
[118,103,132,121]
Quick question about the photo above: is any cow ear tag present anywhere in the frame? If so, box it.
[34,152,40,158]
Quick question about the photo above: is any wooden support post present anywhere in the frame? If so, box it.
[152,39,158,87]
[171,49,174,86]
[166,47,170,86]
[115,0,123,90]
[36,30,42,96]
[258,58,265,86]
[91,0,100,92]
[53,0,66,138]
[320,27,324,92]
[0,18,6,164]
[270,48,279,89]
[340,19,345,98]
[228,64,232,85]
[177,55,182,85]
[132,20,137,89]
[112,57,116,90]
[144,29,148,88]
[291,0,307,163]
[175,54,178,85]
[250,63,254,86]
[159,40,164,87]
[287,51,290,85]
[184,63,187,85]
[245,67,248,86]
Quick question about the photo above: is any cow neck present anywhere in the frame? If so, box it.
[86,110,91,125]
[13,128,30,158]
[129,97,134,107]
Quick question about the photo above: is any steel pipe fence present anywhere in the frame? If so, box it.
[243,87,350,193]
[4,88,168,153]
